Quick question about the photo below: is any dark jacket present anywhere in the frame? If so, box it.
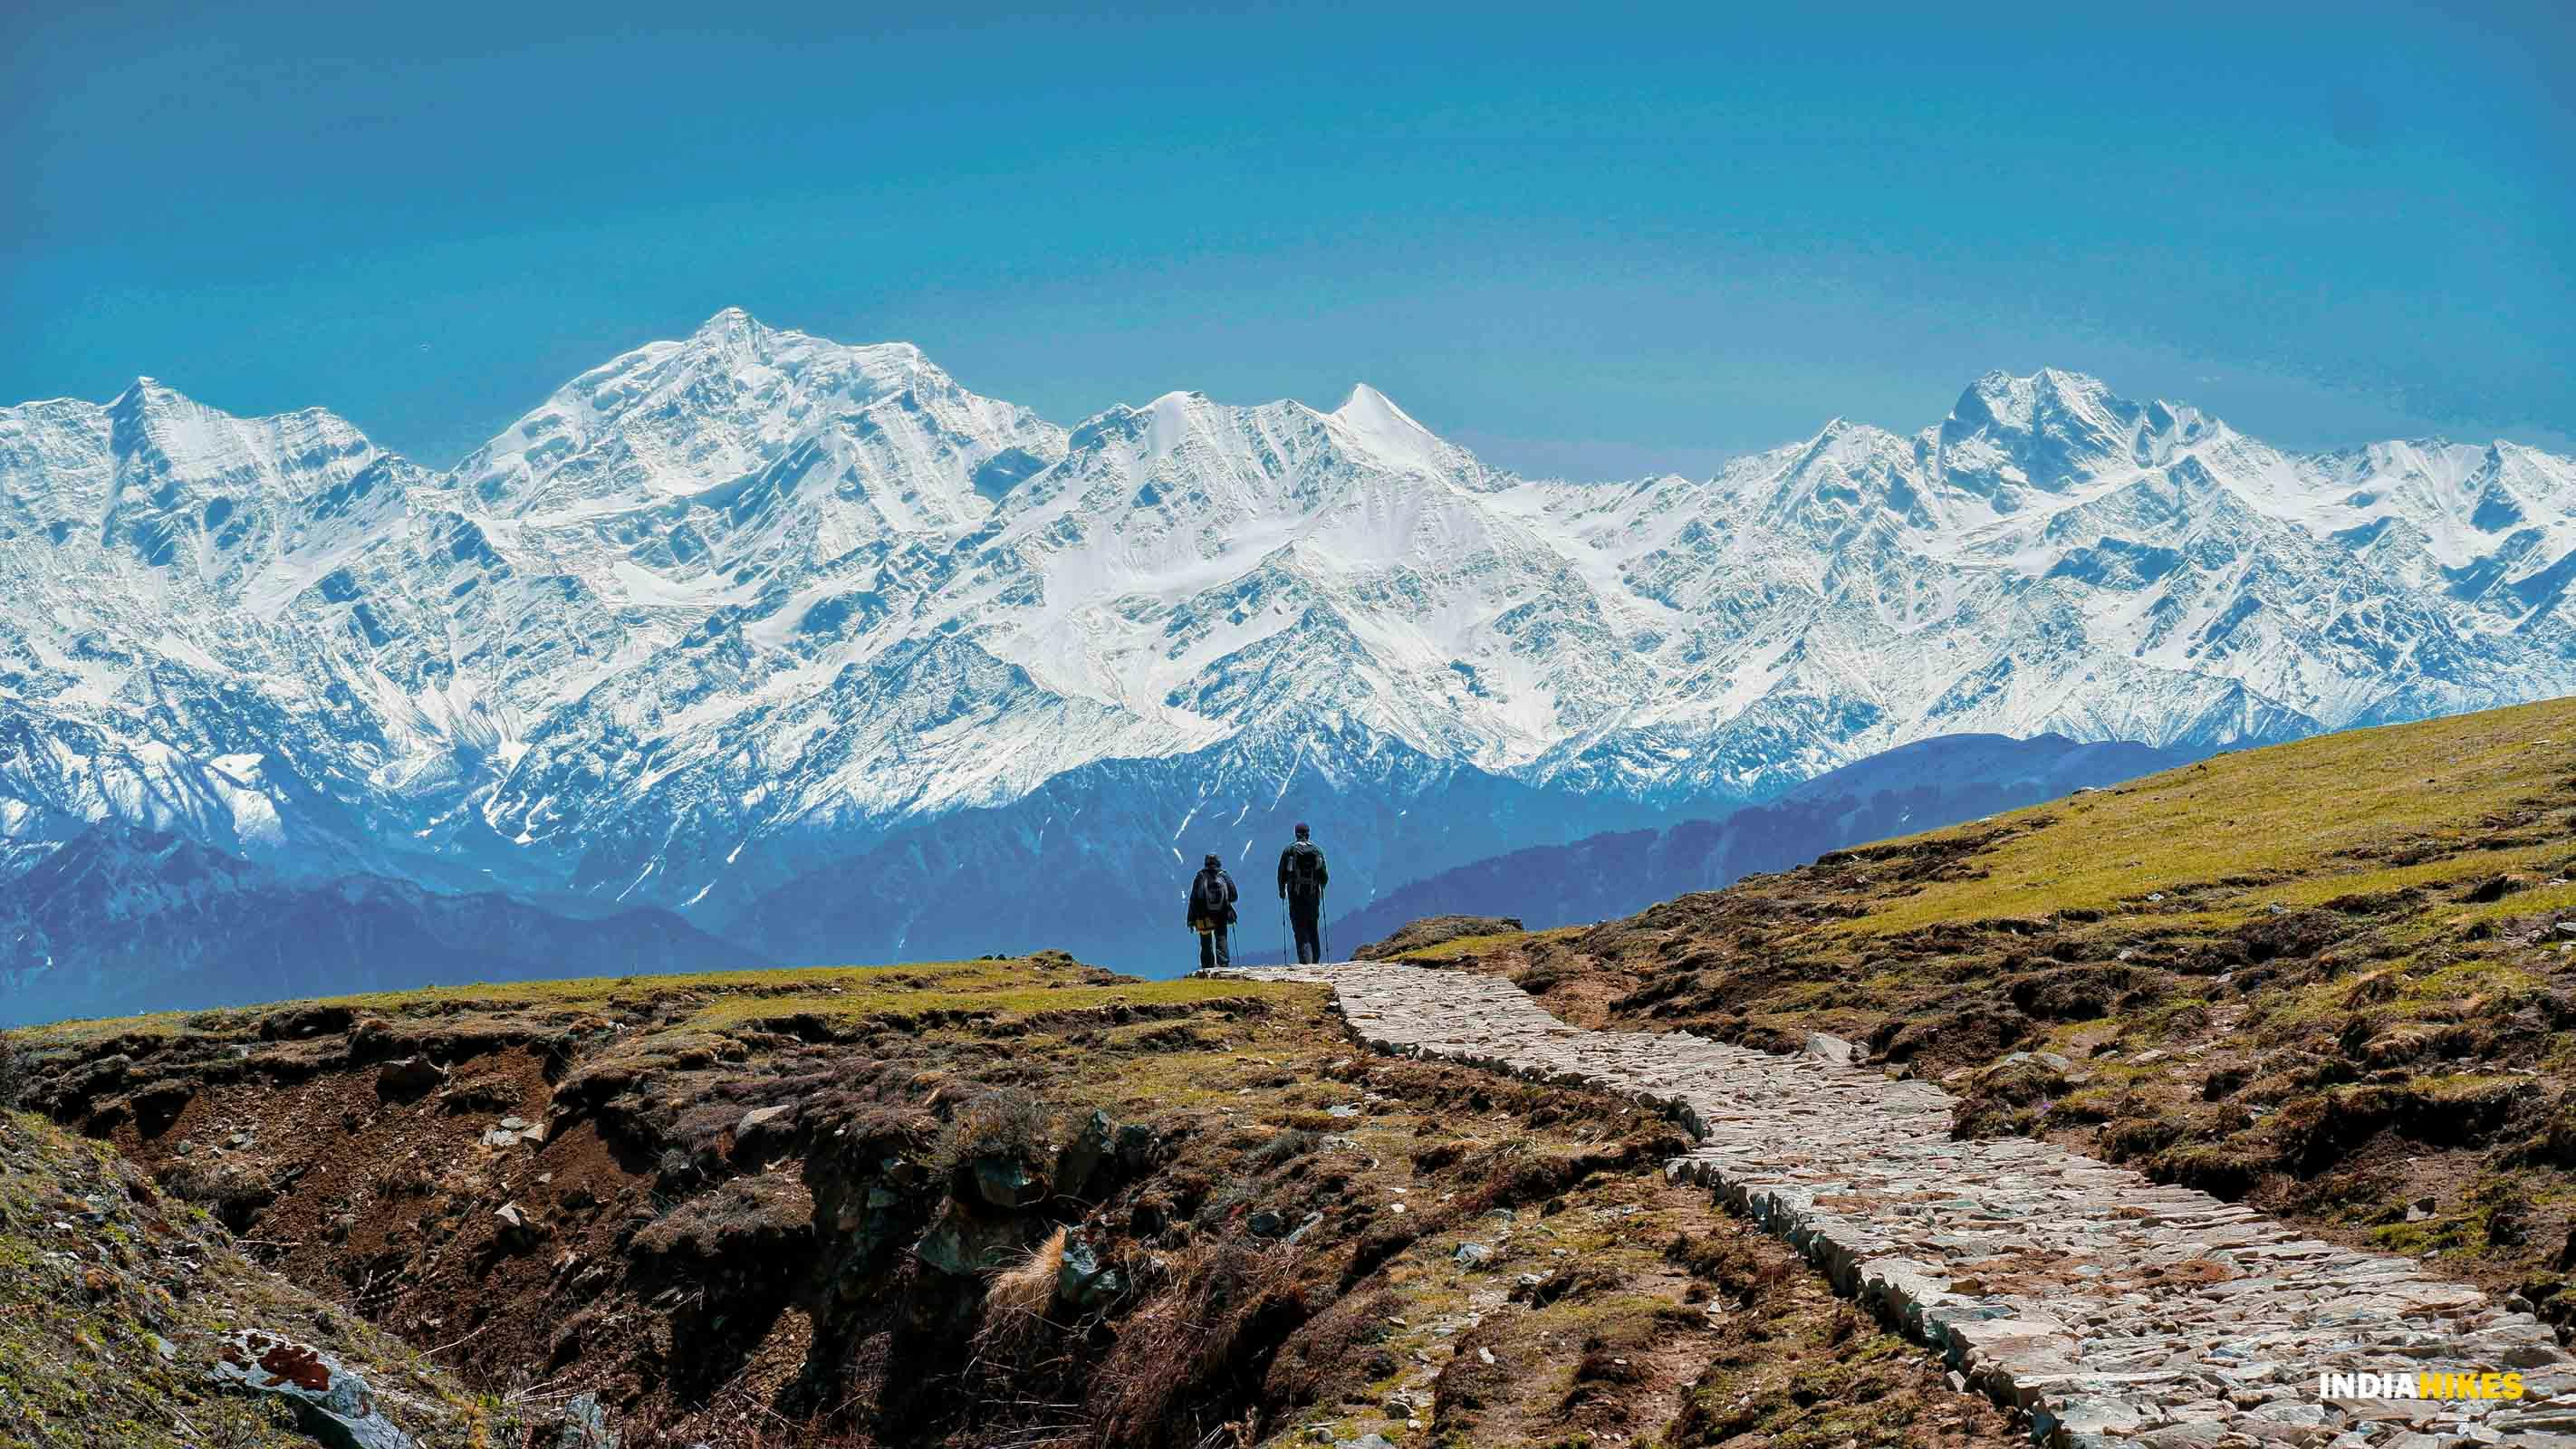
[1277,840,1329,900]
[1187,867,1239,927]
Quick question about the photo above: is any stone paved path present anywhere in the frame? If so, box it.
[1205,962,2576,1447]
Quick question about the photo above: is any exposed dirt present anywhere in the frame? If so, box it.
[15,955,2025,1448]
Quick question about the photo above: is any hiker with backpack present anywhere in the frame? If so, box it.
[1277,822,1329,964]
[1187,852,1239,971]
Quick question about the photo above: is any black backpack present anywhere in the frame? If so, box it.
[1191,869,1229,918]
[1285,842,1322,894]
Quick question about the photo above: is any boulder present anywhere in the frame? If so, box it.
[374,1057,446,1101]
[913,1201,1034,1278]
[1114,1122,1158,1170]
[209,1329,416,1449]
[1054,1109,1115,1198]
[733,1104,794,1160]
[1055,1229,1126,1310]
[538,1392,618,1449]
[970,1153,1047,1209]
[1802,1032,1860,1067]
[835,1182,908,1255]
[494,1202,548,1252]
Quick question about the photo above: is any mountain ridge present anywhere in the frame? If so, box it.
[8,309,2576,1010]
[0,821,764,1027]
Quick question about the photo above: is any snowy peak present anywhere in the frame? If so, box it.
[0,380,385,553]
[453,309,1062,529]
[668,307,927,388]
[1751,417,1945,544]
[1032,380,1510,542]
[686,303,762,354]
[1935,368,2219,499]
[104,376,379,469]
[1329,383,1451,477]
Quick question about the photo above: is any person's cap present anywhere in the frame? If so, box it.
[1294,821,1310,836]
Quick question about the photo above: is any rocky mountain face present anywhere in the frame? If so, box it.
[5,311,2576,1014]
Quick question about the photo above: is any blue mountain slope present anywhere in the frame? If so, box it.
[1290,734,2199,963]
[0,826,764,1027]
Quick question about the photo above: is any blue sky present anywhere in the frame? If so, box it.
[4,1,2570,476]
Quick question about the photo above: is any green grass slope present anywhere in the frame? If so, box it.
[0,1101,506,1449]
[1430,697,2576,1339]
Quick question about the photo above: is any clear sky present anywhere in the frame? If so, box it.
[4,1,2571,478]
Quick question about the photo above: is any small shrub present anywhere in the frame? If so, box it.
[985,1226,1067,1322]
[932,1087,1053,1178]
[1250,1128,1322,1171]
[635,1176,812,1261]
[370,1157,436,1198]
[656,1147,702,1194]
[159,1157,277,1232]
[0,1032,24,1109]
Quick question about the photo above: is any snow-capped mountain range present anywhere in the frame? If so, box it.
[5,308,2574,1003]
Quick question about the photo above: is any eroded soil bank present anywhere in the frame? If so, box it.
[16,954,2018,1448]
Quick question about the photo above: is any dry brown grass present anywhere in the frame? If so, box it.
[974,1225,1069,1366]
[991,1227,1067,1319]
[607,1402,871,1449]
[1086,1240,1312,1448]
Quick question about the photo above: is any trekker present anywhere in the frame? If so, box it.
[1187,852,1238,971]
[1277,822,1329,964]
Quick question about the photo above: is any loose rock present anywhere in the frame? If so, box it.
[210,1329,416,1449]
[374,1057,445,1101]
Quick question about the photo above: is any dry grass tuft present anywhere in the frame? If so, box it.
[1087,1241,1311,1447]
[979,1225,1069,1353]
